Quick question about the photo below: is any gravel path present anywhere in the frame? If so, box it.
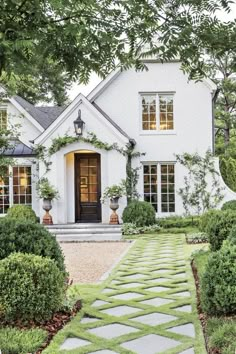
[60,242,130,283]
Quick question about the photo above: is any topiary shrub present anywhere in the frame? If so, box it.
[200,242,236,315]
[0,218,65,271]
[198,209,221,233]
[0,253,66,322]
[227,224,236,245]
[221,200,236,211]
[122,201,156,227]
[7,205,38,222]
[204,210,236,251]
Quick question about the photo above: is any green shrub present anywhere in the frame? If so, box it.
[204,210,236,251]
[0,253,66,322]
[198,209,220,233]
[7,205,37,222]
[221,200,236,211]
[158,215,199,229]
[0,327,47,354]
[122,201,156,227]
[200,242,236,315]
[227,224,236,245]
[207,319,236,354]
[0,218,65,271]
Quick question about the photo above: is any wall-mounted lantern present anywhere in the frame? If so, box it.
[74,109,85,136]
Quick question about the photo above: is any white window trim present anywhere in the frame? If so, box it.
[141,161,176,215]
[139,92,176,134]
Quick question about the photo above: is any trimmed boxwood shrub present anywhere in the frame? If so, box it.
[0,218,65,271]
[221,200,236,211]
[0,253,66,322]
[198,209,221,233]
[158,215,200,229]
[7,205,37,222]
[122,201,156,227]
[201,242,236,315]
[204,210,236,251]
[227,225,236,245]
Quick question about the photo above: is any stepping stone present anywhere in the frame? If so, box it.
[102,288,114,294]
[179,348,195,354]
[149,278,170,283]
[168,323,195,338]
[174,305,192,313]
[173,272,186,278]
[119,282,143,288]
[110,292,142,300]
[173,291,191,298]
[140,297,174,307]
[146,286,170,293]
[101,305,141,317]
[92,300,109,307]
[89,351,118,354]
[81,317,98,324]
[110,280,120,284]
[123,274,146,280]
[153,269,170,274]
[132,312,177,326]
[121,334,180,354]
[60,338,90,350]
[88,323,139,339]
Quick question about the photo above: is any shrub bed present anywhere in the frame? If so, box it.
[158,215,199,229]
[122,201,156,227]
[0,218,65,271]
[0,253,66,322]
[6,205,38,223]
[204,210,236,251]
[200,242,236,315]
[198,209,221,233]
[221,199,236,211]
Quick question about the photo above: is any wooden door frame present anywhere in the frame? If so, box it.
[74,153,101,223]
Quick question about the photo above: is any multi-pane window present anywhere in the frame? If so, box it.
[13,166,32,205]
[0,166,32,214]
[161,164,175,212]
[0,167,10,214]
[143,165,158,211]
[0,110,7,130]
[143,163,175,213]
[141,94,174,131]
[142,96,156,130]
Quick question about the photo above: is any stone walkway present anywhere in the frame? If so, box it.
[49,234,206,353]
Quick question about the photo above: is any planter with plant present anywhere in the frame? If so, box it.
[101,183,125,224]
[37,178,59,225]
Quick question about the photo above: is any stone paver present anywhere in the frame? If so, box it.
[121,334,181,354]
[53,234,205,354]
[60,338,90,350]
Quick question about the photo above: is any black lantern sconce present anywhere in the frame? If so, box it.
[74,109,85,136]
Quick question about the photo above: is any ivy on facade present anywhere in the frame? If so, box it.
[34,132,144,203]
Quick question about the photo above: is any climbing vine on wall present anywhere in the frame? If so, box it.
[34,132,144,203]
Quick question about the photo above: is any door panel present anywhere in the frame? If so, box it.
[75,154,101,222]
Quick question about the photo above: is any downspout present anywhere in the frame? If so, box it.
[126,139,136,204]
[212,88,220,155]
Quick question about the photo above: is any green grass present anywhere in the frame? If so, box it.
[44,233,206,354]
[193,250,236,354]
[0,327,47,354]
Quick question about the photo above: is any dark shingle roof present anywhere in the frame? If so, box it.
[3,139,36,157]
[13,96,66,129]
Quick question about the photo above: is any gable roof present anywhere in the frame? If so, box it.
[34,93,131,145]
[13,96,66,129]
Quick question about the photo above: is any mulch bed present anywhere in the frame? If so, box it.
[0,300,82,353]
[191,260,220,354]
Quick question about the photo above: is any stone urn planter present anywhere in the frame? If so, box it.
[42,198,53,225]
[109,197,120,225]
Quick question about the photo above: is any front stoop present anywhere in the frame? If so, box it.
[46,224,122,241]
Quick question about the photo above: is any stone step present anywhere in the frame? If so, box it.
[56,233,122,242]
[47,223,121,230]
[48,228,122,235]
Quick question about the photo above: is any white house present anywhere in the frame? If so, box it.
[1,61,235,224]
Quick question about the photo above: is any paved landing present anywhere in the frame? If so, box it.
[59,234,206,353]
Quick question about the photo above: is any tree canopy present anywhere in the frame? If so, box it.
[0,0,234,104]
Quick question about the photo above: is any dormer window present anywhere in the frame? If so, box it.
[141,94,174,131]
[0,109,7,130]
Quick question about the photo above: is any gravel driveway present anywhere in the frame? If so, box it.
[60,242,130,283]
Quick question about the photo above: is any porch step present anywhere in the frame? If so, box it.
[46,224,122,242]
